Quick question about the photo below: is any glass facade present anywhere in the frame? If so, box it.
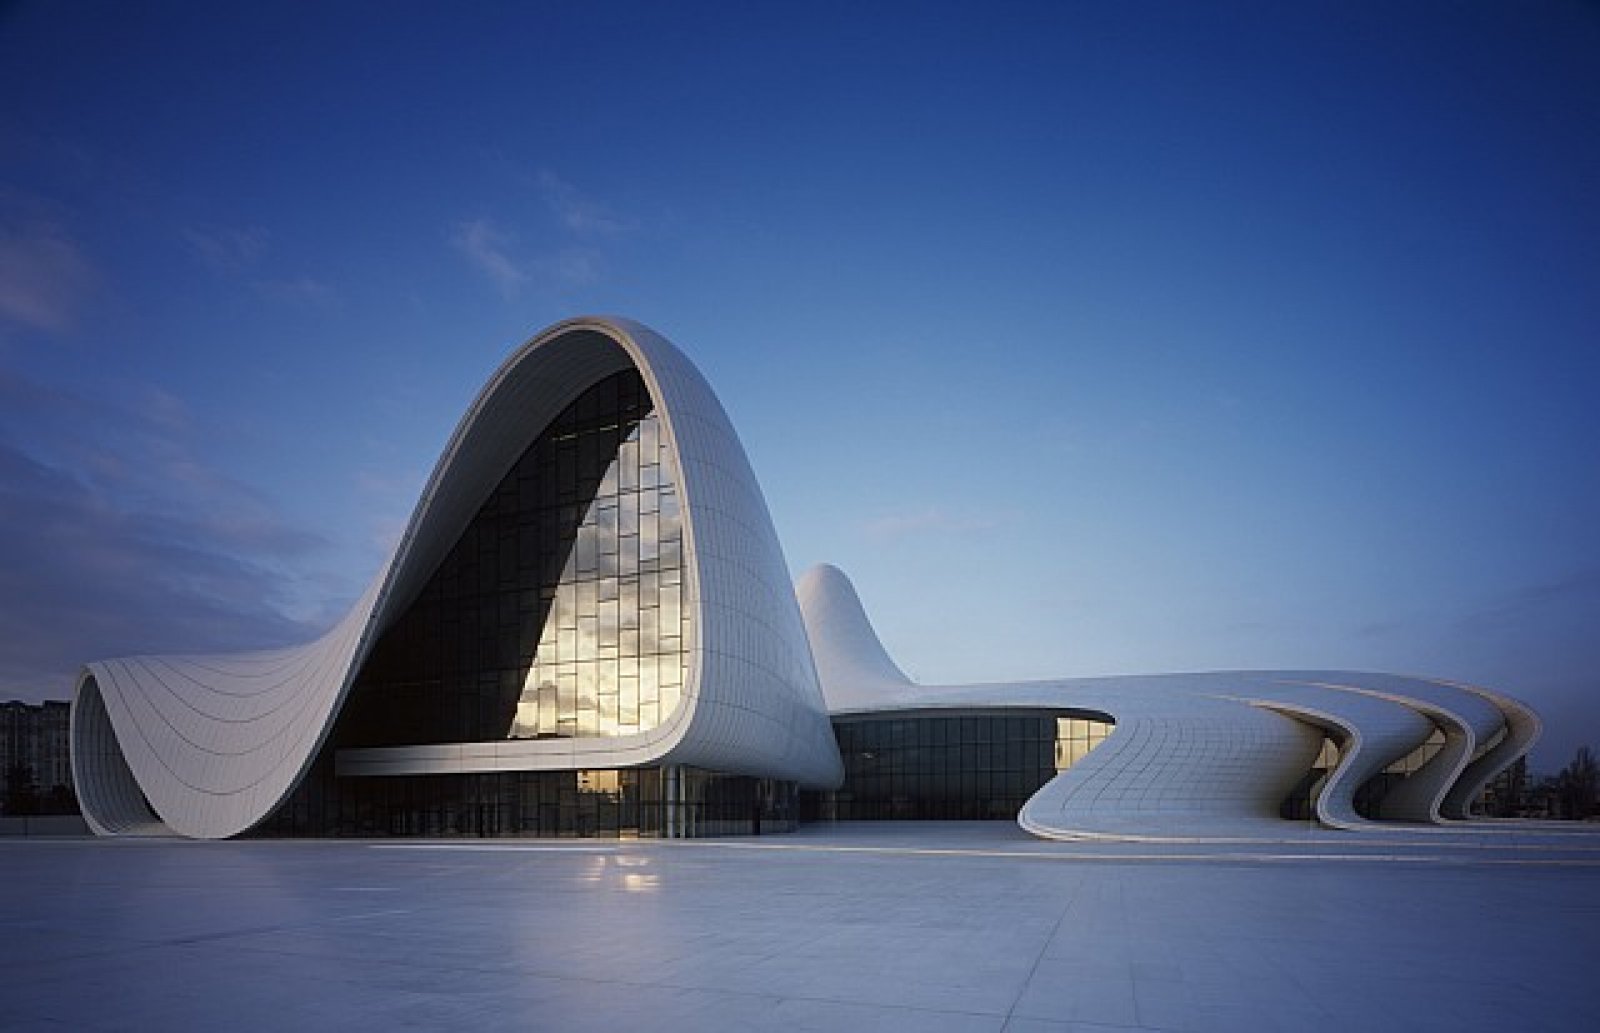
[251,370,1128,838]
[258,368,715,837]
[334,367,689,749]
[806,710,1112,821]
[253,766,797,838]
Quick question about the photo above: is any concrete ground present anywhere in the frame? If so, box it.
[5,822,1599,1032]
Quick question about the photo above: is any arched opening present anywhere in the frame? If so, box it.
[70,674,168,835]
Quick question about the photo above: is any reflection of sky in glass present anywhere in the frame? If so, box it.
[513,411,689,739]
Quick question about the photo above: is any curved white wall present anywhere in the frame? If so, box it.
[68,314,1540,844]
[798,563,1543,842]
[73,317,841,839]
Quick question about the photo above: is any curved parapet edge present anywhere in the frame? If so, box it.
[1242,697,1428,831]
[73,317,840,839]
[1272,679,1471,825]
[799,564,1554,841]
[1371,706,1471,825]
[1018,696,1325,841]
[69,671,169,836]
[75,583,375,839]
[1439,681,1542,820]
[616,319,841,788]
[1269,674,1539,825]
[1244,701,1368,830]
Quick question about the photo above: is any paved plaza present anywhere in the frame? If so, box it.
[5,823,1599,1032]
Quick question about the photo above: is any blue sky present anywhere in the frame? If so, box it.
[2,3,1597,770]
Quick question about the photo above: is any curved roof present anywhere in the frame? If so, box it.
[73,317,841,838]
[67,312,1542,844]
[797,563,1542,842]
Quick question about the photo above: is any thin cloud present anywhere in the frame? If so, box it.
[539,247,600,289]
[452,171,629,297]
[537,170,631,237]
[0,220,94,333]
[181,224,268,272]
[450,218,602,296]
[355,465,425,558]
[368,516,407,555]
[183,225,334,306]
[354,467,422,498]
[252,275,336,306]
[0,440,323,696]
[863,507,1002,542]
[451,218,530,297]
[1456,569,1600,633]
[131,386,193,434]
[0,370,347,701]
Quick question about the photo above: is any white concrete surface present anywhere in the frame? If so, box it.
[68,318,1542,847]
[798,564,1544,842]
[6,824,1599,1032]
[73,318,841,840]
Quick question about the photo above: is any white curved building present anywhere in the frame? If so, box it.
[798,563,1539,841]
[73,317,1540,841]
[73,317,840,839]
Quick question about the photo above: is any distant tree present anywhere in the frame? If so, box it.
[1482,756,1529,817]
[1557,746,1599,820]
[1530,775,1564,819]
[4,763,39,816]
[1503,755,1529,817]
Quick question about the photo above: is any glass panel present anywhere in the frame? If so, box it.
[826,711,1113,821]
[507,391,688,738]
[333,369,691,750]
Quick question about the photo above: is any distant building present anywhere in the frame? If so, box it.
[1,700,76,814]
[1479,756,1530,817]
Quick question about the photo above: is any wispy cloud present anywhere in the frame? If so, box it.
[451,218,530,297]
[354,467,421,497]
[0,220,94,333]
[182,224,335,306]
[451,218,600,297]
[0,369,347,700]
[354,465,425,556]
[542,248,599,288]
[129,385,192,435]
[452,170,630,297]
[1456,568,1600,633]
[181,224,268,272]
[863,507,1003,542]
[537,170,631,237]
[252,275,336,307]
